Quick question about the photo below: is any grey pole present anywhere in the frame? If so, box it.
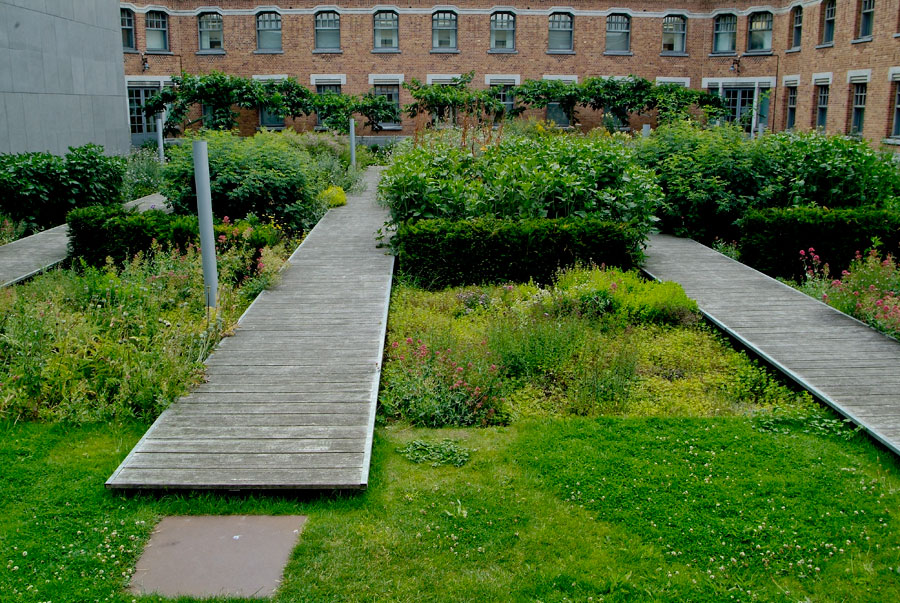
[156,113,165,162]
[641,124,652,138]
[192,140,218,308]
[349,118,356,168]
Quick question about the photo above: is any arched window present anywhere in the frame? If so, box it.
[257,12,282,51]
[662,15,687,53]
[145,11,169,51]
[315,11,340,50]
[791,7,803,48]
[490,12,516,50]
[432,11,457,50]
[198,13,223,50]
[121,9,135,50]
[374,11,399,50]
[548,13,573,51]
[713,14,737,53]
[748,12,773,51]
[606,14,631,52]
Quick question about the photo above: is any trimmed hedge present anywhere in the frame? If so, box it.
[68,205,286,267]
[67,206,196,266]
[393,217,644,289]
[738,207,900,280]
[0,144,124,232]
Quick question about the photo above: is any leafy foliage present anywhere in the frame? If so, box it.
[396,439,471,467]
[0,144,124,232]
[161,130,327,232]
[738,206,900,279]
[638,122,900,243]
[392,217,644,289]
[379,132,661,231]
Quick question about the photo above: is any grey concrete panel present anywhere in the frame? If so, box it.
[6,7,41,52]
[45,0,74,22]
[10,48,43,93]
[23,93,49,151]
[0,98,9,153]
[2,92,27,150]
[0,5,10,49]
[0,46,11,91]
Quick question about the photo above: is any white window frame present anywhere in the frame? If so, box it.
[198,12,224,51]
[662,15,687,53]
[432,11,458,50]
[145,10,169,52]
[548,13,573,52]
[315,11,341,51]
[373,11,399,50]
[605,14,631,53]
[490,12,516,51]
[713,14,737,54]
[256,12,282,51]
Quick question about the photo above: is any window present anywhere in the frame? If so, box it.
[748,12,773,51]
[713,14,737,53]
[315,11,340,50]
[374,84,401,127]
[662,16,687,53]
[491,84,515,115]
[146,11,169,51]
[121,9,135,50]
[786,86,797,129]
[432,12,457,49]
[374,11,398,50]
[198,13,223,50]
[316,83,342,127]
[547,103,569,127]
[791,7,803,48]
[822,0,836,44]
[858,0,875,38]
[491,12,515,50]
[893,84,900,137]
[816,85,829,129]
[257,12,282,50]
[851,83,867,134]
[606,14,631,52]
[260,107,284,129]
[548,13,573,51]
[128,87,158,134]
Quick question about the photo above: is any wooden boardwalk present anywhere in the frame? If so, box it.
[0,193,165,287]
[106,169,393,490]
[643,234,900,456]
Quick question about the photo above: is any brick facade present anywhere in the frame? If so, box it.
[120,1,900,148]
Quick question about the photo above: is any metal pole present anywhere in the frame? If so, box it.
[641,123,651,138]
[192,140,218,309]
[156,112,165,162]
[349,117,356,168]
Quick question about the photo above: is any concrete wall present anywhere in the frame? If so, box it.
[1,0,129,155]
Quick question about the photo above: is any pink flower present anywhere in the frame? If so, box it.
[406,337,413,344]
[799,250,806,256]
[391,341,399,348]
[223,216,231,224]
[218,234,227,243]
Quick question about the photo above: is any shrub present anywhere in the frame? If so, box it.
[0,144,124,232]
[162,130,327,232]
[67,206,286,271]
[637,123,900,242]
[737,206,900,279]
[122,147,164,200]
[636,122,761,242]
[0,214,27,245]
[392,217,644,288]
[754,131,900,209]
[379,132,662,235]
[67,206,196,267]
[318,186,347,208]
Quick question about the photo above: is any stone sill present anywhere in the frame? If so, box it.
[660,51,688,57]
[488,49,517,54]
[815,42,834,49]
[851,36,873,44]
[254,49,283,54]
[743,50,774,56]
[546,49,575,55]
[372,48,400,54]
[313,49,343,54]
[784,47,801,54]
[196,49,225,56]
[603,50,633,56]
[430,48,459,54]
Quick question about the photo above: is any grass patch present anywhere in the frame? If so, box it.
[1,420,898,602]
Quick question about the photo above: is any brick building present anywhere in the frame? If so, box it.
[120,1,900,148]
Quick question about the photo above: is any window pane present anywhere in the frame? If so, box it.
[792,8,803,47]
[714,15,737,52]
[257,13,282,50]
[199,14,223,50]
[121,10,135,49]
[374,84,400,125]
[491,13,515,49]
[374,12,398,48]
[823,1,836,43]
[432,12,457,48]
[547,102,569,127]
[146,11,168,51]
[606,15,630,51]
[662,16,686,52]
[893,85,900,137]
[548,14,573,50]
[315,12,340,49]
[748,13,773,50]
[816,85,829,129]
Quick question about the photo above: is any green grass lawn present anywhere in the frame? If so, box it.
[2,418,899,602]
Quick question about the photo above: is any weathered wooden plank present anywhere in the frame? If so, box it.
[107,167,391,491]
[644,234,900,459]
[109,468,365,489]
[126,452,364,469]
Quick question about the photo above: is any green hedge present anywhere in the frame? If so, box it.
[68,205,286,267]
[393,217,644,289]
[738,207,900,280]
[67,206,197,266]
[0,145,124,232]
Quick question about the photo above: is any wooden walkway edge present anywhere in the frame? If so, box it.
[0,193,166,288]
[643,234,900,456]
[106,168,393,490]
